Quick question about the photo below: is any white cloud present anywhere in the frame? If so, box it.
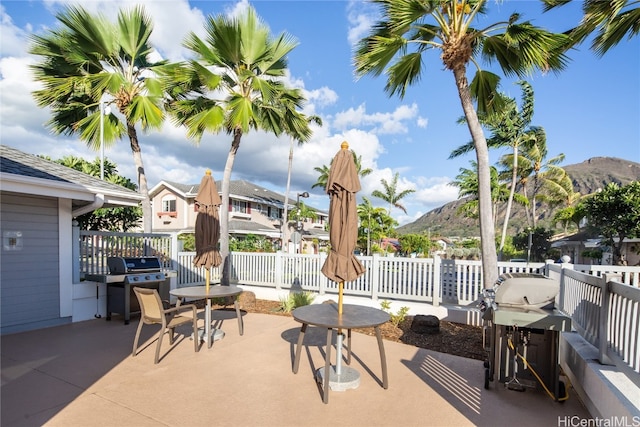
[346,1,377,46]
[0,6,30,57]
[333,103,420,135]
[412,176,459,207]
[305,86,339,109]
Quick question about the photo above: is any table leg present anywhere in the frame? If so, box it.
[323,328,332,404]
[234,299,243,335]
[374,326,388,389]
[206,298,213,349]
[346,329,352,365]
[293,323,307,374]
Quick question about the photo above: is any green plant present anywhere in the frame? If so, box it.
[278,291,316,313]
[380,300,410,327]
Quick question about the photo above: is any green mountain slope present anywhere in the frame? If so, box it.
[397,157,640,238]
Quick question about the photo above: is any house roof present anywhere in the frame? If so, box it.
[150,178,328,216]
[0,145,143,212]
[303,227,330,241]
[229,219,280,238]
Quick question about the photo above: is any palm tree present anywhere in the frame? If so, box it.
[30,5,168,232]
[288,201,317,224]
[166,6,314,283]
[312,150,373,190]
[451,81,538,253]
[354,0,569,287]
[516,138,566,227]
[450,161,514,228]
[357,196,391,254]
[311,164,331,190]
[371,172,415,215]
[543,0,640,56]
[282,115,322,252]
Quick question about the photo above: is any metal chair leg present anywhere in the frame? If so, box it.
[132,320,144,357]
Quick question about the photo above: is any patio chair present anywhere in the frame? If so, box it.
[132,287,200,364]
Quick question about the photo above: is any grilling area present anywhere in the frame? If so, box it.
[85,256,170,324]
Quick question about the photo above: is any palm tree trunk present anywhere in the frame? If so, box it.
[127,121,152,233]
[281,137,294,252]
[499,146,519,252]
[522,184,533,227]
[532,175,540,227]
[453,67,498,288]
[220,129,242,285]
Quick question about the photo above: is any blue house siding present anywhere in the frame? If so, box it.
[1,193,65,334]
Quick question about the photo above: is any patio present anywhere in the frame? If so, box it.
[1,310,590,427]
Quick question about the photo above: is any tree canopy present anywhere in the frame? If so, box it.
[579,181,640,264]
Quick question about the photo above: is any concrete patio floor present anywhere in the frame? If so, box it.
[2,309,591,427]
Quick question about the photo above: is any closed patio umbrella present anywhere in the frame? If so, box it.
[321,141,365,383]
[193,170,222,292]
[321,141,365,310]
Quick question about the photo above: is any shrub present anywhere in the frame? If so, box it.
[279,291,316,313]
[380,300,410,327]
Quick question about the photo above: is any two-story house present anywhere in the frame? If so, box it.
[149,179,328,253]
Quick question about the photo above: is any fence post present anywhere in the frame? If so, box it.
[433,255,441,307]
[275,251,283,291]
[371,254,380,300]
[318,252,326,295]
[170,232,179,271]
[599,274,618,365]
[72,221,80,283]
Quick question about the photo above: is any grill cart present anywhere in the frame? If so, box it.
[480,273,572,401]
[85,256,168,324]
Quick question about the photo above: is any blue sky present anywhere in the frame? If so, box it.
[1,0,639,226]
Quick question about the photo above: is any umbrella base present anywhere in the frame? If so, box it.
[316,366,360,391]
[191,328,225,342]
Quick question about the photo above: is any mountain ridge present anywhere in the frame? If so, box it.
[397,156,640,238]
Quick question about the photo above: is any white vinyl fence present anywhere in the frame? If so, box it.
[175,251,547,306]
[552,264,640,379]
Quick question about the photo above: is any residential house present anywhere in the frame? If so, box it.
[149,179,328,253]
[551,231,640,265]
[0,145,143,334]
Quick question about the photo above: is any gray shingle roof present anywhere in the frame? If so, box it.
[228,219,278,234]
[1,145,142,208]
[158,178,327,215]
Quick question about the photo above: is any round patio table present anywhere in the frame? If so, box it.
[292,303,390,404]
[170,285,243,349]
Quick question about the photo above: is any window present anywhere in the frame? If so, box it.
[267,206,282,220]
[232,199,248,214]
[162,198,176,212]
[158,196,177,217]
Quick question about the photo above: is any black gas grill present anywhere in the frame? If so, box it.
[105,256,168,324]
[480,273,572,400]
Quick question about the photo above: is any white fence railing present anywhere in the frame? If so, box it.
[77,230,176,277]
[552,264,640,380]
[173,251,547,306]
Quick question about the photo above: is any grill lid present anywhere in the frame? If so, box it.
[107,256,162,274]
[493,273,559,309]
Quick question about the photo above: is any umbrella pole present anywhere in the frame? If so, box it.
[205,268,210,293]
[336,281,344,375]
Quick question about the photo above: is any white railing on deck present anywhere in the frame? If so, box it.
[555,265,640,380]
[573,264,639,287]
[78,230,175,277]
